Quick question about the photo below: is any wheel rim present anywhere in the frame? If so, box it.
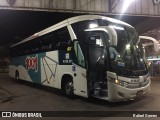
[65,81,73,95]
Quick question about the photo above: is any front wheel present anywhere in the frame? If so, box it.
[64,81,74,97]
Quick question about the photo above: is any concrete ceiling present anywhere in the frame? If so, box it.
[0,10,160,46]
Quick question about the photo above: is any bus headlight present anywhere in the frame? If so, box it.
[115,79,120,84]
[114,79,128,87]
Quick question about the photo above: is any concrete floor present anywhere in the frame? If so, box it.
[0,73,160,120]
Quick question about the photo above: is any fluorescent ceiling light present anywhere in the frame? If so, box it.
[121,0,135,13]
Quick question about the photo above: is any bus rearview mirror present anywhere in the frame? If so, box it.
[106,26,118,47]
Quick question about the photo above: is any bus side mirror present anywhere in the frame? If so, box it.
[138,36,159,52]
[106,26,118,46]
[66,39,74,52]
[72,39,78,42]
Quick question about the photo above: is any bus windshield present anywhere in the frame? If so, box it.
[110,26,147,76]
[97,19,148,76]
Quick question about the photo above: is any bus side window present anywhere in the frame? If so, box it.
[42,44,52,51]
[54,27,71,50]
[74,41,85,67]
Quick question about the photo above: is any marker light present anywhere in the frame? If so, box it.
[89,23,98,29]
[32,33,39,38]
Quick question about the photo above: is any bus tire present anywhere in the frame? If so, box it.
[65,80,73,96]
[61,75,74,97]
[15,70,19,80]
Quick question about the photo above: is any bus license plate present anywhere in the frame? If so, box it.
[136,90,143,96]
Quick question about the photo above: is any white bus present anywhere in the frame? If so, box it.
[9,15,151,102]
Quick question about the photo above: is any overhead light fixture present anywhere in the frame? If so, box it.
[121,0,135,13]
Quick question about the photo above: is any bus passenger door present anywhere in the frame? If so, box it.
[72,41,88,98]
[87,34,108,98]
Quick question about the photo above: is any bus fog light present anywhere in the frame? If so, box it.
[118,92,124,98]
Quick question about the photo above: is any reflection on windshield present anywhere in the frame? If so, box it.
[96,19,148,76]
[132,44,147,71]
[107,25,147,76]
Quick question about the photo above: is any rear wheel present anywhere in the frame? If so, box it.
[15,70,19,80]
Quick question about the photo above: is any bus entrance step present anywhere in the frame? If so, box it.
[93,88,108,96]
[99,82,107,84]
[100,89,108,96]
[99,82,107,89]
[91,95,108,100]
[94,87,101,90]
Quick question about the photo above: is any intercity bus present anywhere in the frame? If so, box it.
[9,15,152,102]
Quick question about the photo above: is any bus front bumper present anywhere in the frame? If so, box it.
[108,80,151,102]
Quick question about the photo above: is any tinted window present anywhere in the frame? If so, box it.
[10,27,71,57]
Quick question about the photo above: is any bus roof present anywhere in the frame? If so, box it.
[10,15,133,48]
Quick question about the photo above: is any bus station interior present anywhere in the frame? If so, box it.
[0,11,160,78]
[0,0,160,119]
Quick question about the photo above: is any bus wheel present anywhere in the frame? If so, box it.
[64,80,73,96]
[15,70,19,80]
